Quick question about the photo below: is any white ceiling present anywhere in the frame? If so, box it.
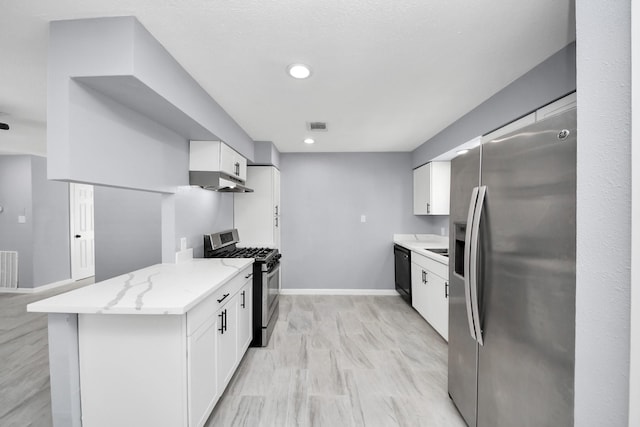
[0,0,575,156]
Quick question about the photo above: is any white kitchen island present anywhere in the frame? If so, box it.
[28,258,254,427]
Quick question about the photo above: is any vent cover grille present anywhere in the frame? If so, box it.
[307,122,328,131]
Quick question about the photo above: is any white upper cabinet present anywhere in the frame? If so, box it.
[189,140,247,182]
[234,166,281,249]
[413,161,451,215]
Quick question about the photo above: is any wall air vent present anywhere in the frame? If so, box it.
[307,122,328,132]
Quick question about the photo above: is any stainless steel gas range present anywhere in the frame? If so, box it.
[204,229,280,347]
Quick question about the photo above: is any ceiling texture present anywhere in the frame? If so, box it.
[0,0,575,156]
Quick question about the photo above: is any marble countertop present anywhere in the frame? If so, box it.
[393,234,449,264]
[27,258,253,315]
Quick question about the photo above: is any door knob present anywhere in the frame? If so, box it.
[75,234,81,238]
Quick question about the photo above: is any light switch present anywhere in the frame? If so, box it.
[361,215,366,223]
[180,237,187,251]
[18,215,26,224]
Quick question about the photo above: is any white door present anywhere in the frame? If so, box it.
[70,183,95,280]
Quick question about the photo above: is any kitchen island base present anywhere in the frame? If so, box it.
[29,259,254,427]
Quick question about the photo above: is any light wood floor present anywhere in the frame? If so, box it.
[206,295,466,427]
[1,290,465,426]
[0,279,92,427]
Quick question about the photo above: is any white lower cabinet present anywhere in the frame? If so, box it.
[187,316,218,427]
[424,271,449,341]
[78,264,253,427]
[410,252,449,341]
[411,262,429,319]
[237,281,253,353]
[216,293,238,395]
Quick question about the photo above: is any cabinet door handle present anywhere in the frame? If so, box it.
[245,273,253,279]
[234,162,240,176]
[425,271,429,284]
[445,281,449,298]
[275,217,279,227]
[223,309,228,332]
[218,312,224,334]
[275,205,279,215]
[421,270,426,284]
[241,290,246,308]
[427,202,431,214]
[217,293,230,303]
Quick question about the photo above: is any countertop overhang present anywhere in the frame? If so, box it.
[27,258,253,315]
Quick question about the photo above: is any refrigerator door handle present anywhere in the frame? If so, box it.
[464,187,479,341]
[470,185,487,346]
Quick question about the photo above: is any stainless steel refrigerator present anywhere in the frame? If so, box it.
[448,105,576,427]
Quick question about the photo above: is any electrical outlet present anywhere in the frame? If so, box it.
[18,215,26,224]
[441,227,445,236]
[180,237,187,251]
[361,215,366,223]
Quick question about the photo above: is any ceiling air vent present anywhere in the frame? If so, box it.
[307,122,328,132]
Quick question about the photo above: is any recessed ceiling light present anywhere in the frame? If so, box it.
[288,64,312,79]
[303,138,315,144]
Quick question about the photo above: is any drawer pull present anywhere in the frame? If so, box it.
[241,290,246,308]
[217,293,230,303]
[218,312,224,334]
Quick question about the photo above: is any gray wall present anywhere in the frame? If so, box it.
[413,42,576,167]
[31,156,70,286]
[0,155,71,288]
[174,186,233,257]
[0,155,34,286]
[280,152,442,290]
[94,186,162,282]
[48,17,254,192]
[252,141,281,169]
[575,1,631,425]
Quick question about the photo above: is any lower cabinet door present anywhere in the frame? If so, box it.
[216,296,238,394]
[425,272,449,341]
[237,280,253,353]
[187,316,218,427]
[411,262,428,318]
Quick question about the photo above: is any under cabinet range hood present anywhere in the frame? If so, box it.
[189,140,253,192]
[189,171,253,192]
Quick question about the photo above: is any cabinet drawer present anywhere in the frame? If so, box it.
[411,252,448,279]
[187,265,253,336]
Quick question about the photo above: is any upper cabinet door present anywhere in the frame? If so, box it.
[235,153,247,182]
[189,140,248,182]
[219,143,246,180]
[414,163,431,215]
[413,161,451,215]
[218,143,236,177]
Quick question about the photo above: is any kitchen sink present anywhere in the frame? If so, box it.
[425,248,449,257]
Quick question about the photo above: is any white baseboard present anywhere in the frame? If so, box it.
[0,279,76,294]
[279,288,399,296]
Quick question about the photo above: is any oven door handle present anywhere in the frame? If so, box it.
[266,262,280,279]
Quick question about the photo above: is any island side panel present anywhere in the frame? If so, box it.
[48,313,82,427]
[78,314,188,427]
